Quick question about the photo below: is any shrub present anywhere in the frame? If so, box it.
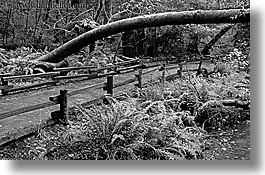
[68,94,205,160]
[225,48,250,73]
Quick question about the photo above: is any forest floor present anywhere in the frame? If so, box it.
[203,121,250,160]
[0,61,250,160]
[0,116,250,160]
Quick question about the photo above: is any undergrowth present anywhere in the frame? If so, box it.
[66,94,206,160]
[0,57,250,160]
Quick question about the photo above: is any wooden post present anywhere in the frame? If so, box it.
[59,90,68,124]
[197,60,203,75]
[178,64,183,78]
[51,90,68,125]
[135,61,143,89]
[106,75,114,96]
[1,78,8,96]
[138,67,142,89]
[103,75,114,105]
[161,63,166,86]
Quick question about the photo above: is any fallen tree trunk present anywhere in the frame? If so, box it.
[118,55,136,61]
[201,24,234,55]
[34,60,69,73]
[37,9,250,63]
[221,99,250,110]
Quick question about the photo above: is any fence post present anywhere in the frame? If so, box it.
[60,90,68,124]
[106,75,114,96]
[160,63,166,86]
[103,75,114,105]
[135,62,143,89]
[51,90,68,125]
[178,64,182,78]
[197,60,203,75]
[1,78,8,96]
[138,67,143,89]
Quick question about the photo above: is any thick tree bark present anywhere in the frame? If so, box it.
[37,9,250,63]
[201,24,233,55]
[221,99,250,110]
[34,60,69,73]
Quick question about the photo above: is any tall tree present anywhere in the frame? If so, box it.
[89,0,104,53]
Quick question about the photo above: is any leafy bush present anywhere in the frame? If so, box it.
[195,100,249,131]
[0,47,45,73]
[68,95,205,160]
[225,48,250,73]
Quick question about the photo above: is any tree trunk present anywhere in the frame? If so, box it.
[44,0,52,21]
[94,0,104,22]
[89,0,104,53]
[121,30,135,57]
[201,24,233,55]
[146,27,157,57]
[221,99,250,110]
[37,9,250,63]
[34,60,69,73]
[187,32,199,58]
[135,29,146,56]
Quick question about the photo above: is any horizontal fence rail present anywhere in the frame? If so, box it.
[2,72,60,81]
[53,66,97,72]
[0,101,56,120]
[53,73,99,81]
[4,80,58,93]
[0,85,13,90]
[0,74,12,77]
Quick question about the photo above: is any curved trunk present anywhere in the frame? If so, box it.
[37,9,250,63]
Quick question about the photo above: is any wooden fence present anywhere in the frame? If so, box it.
[0,58,212,96]
[0,59,214,120]
[0,59,140,95]
[0,58,211,146]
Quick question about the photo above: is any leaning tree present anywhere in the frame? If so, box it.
[36,9,250,64]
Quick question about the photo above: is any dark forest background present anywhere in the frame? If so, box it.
[0,0,250,59]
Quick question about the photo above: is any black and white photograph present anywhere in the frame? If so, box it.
[0,0,252,162]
